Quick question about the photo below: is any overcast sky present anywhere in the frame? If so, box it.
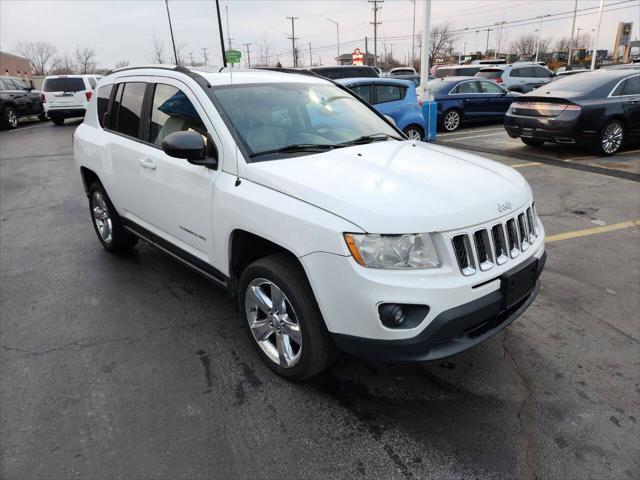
[1,0,638,68]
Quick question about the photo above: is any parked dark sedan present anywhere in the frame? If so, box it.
[504,69,640,156]
[427,77,521,132]
[0,76,44,129]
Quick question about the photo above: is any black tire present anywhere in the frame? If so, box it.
[440,109,461,132]
[88,182,138,253]
[38,114,48,122]
[521,138,545,147]
[238,253,337,381]
[51,116,65,126]
[597,119,624,157]
[403,125,424,141]
[1,106,19,130]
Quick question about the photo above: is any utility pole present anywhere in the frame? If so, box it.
[388,43,394,62]
[411,0,416,65]
[308,42,312,66]
[164,0,179,65]
[326,19,340,58]
[286,16,299,67]
[475,30,479,53]
[590,0,604,70]
[368,0,383,66]
[484,28,493,56]
[365,36,369,65]
[567,0,578,68]
[575,27,583,47]
[215,0,227,68]
[201,47,209,66]
[189,51,195,65]
[225,5,232,48]
[243,43,252,68]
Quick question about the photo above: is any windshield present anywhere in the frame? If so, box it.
[210,82,399,160]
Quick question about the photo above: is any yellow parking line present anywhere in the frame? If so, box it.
[546,220,640,243]
[510,162,543,168]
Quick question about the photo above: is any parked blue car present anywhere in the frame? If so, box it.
[338,77,426,140]
[427,76,521,132]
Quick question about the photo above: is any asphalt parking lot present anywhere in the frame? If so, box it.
[1,120,639,480]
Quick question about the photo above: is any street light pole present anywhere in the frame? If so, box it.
[243,43,252,68]
[568,0,578,67]
[418,0,431,96]
[326,19,340,59]
[411,0,416,65]
[590,0,604,70]
[164,0,179,65]
[534,17,543,62]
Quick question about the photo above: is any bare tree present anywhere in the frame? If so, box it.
[14,41,57,75]
[256,38,272,67]
[575,31,592,49]
[510,34,537,57]
[114,60,130,69]
[429,23,458,64]
[149,33,165,64]
[49,54,76,75]
[538,38,552,55]
[493,23,509,57]
[174,43,187,66]
[74,46,97,73]
[555,37,571,52]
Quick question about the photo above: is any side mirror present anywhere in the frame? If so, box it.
[162,131,218,169]
[384,115,396,126]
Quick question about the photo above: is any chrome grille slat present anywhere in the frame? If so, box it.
[451,203,539,276]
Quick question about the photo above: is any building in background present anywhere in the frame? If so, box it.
[0,51,32,79]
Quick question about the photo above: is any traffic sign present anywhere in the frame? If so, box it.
[225,50,242,64]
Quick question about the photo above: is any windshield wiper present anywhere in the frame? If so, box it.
[338,133,403,146]
[250,143,336,158]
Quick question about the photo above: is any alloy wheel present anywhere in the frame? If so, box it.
[405,128,422,141]
[7,109,18,128]
[444,111,460,131]
[91,191,113,245]
[245,278,302,368]
[601,122,623,154]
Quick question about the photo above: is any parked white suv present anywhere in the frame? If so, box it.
[42,74,101,125]
[476,63,554,93]
[74,66,546,380]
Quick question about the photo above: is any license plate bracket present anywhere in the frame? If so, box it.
[501,257,538,309]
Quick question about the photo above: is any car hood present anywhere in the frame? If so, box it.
[244,141,532,233]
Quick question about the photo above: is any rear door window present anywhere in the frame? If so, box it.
[350,84,372,103]
[621,75,640,95]
[373,85,406,104]
[480,81,505,94]
[148,83,207,146]
[113,82,146,139]
[43,78,86,92]
[97,84,113,128]
[531,66,552,78]
[510,68,525,78]
[13,78,30,90]
[453,81,481,94]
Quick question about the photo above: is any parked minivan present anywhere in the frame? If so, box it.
[42,74,102,125]
[74,65,545,380]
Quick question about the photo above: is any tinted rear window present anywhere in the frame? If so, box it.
[113,82,146,138]
[543,73,619,96]
[313,67,377,79]
[43,78,86,92]
[97,85,113,128]
[476,69,503,79]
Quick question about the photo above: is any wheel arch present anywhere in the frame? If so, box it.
[80,166,101,195]
[228,229,307,298]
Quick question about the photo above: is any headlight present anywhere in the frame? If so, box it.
[344,233,440,269]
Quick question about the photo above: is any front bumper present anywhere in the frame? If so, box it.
[332,252,545,363]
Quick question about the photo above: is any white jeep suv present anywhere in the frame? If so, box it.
[74,66,546,380]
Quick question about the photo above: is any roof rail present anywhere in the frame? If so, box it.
[103,64,211,88]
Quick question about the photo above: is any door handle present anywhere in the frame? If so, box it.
[138,158,156,170]
[629,98,640,104]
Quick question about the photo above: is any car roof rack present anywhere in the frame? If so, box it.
[103,64,212,88]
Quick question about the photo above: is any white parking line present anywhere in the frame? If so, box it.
[442,131,506,141]
[4,123,49,133]
[509,162,543,168]
[438,127,504,137]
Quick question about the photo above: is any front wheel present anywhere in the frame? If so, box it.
[441,109,461,132]
[597,120,624,156]
[88,182,138,253]
[403,125,424,141]
[239,254,337,381]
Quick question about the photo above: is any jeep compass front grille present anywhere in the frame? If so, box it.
[451,203,539,276]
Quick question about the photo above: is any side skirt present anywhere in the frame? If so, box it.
[120,218,229,290]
